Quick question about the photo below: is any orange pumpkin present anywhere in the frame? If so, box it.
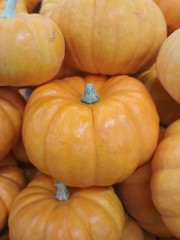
[136,64,180,126]
[0,0,65,87]
[151,119,180,238]
[39,0,58,17]
[156,29,180,104]
[8,174,125,240]
[22,74,159,187]
[115,161,172,237]
[11,138,30,164]
[0,153,26,231]
[50,0,167,75]
[153,0,180,35]
[120,213,145,240]
[0,87,26,161]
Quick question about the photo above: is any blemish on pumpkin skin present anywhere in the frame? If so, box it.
[50,29,56,41]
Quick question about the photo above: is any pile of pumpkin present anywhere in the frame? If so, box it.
[0,0,180,239]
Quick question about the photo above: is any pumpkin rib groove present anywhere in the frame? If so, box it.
[0,169,26,189]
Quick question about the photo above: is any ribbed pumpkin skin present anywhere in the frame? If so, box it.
[151,119,180,238]
[22,75,159,187]
[50,0,167,75]
[0,87,26,161]
[8,174,125,240]
[115,161,172,238]
[0,153,27,231]
[156,29,180,104]
[0,13,65,87]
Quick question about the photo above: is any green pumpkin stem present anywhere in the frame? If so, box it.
[1,0,17,18]
[55,181,70,201]
[81,83,99,104]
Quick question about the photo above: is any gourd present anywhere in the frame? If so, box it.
[8,174,125,240]
[0,87,26,161]
[0,153,26,231]
[50,0,167,75]
[22,74,159,187]
[151,119,180,238]
[0,0,65,87]
[156,29,180,104]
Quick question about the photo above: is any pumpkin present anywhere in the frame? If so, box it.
[8,173,125,240]
[156,29,180,104]
[0,153,27,232]
[0,87,26,161]
[136,64,180,126]
[151,119,180,238]
[0,0,65,87]
[115,160,172,237]
[0,0,27,13]
[120,213,145,240]
[50,0,167,75]
[153,0,180,35]
[11,138,30,164]
[22,74,159,187]
[39,0,58,17]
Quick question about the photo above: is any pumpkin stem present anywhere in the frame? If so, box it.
[55,181,70,201]
[0,0,17,18]
[81,83,99,104]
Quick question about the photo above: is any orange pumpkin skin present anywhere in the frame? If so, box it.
[136,64,180,126]
[0,87,26,161]
[120,214,145,240]
[0,13,65,87]
[115,161,172,237]
[50,0,167,75]
[151,119,180,238]
[153,0,180,35]
[22,75,159,187]
[0,153,27,231]
[8,174,125,240]
[156,29,180,104]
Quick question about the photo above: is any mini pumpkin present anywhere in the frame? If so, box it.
[0,87,26,161]
[8,174,125,240]
[22,74,159,187]
[156,29,180,104]
[0,0,65,87]
[115,161,172,238]
[153,0,180,35]
[0,153,27,231]
[120,213,145,240]
[50,0,167,75]
[151,119,180,238]
[136,64,180,126]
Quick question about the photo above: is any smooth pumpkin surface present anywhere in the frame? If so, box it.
[156,29,180,104]
[136,64,180,126]
[0,87,26,161]
[22,74,159,187]
[50,0,167,75]
[8,174,125,240]
[0,153,27,231]
[151,119,180,238]
[0,0,65,87]
[115,161,172,237]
